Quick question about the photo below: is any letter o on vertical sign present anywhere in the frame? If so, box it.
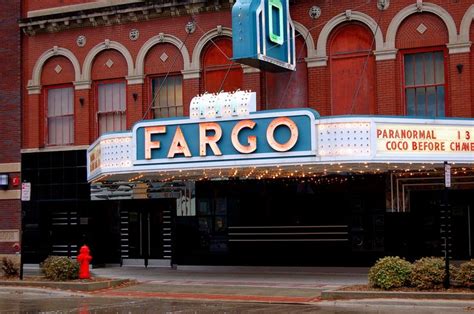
[268,0,284,45]
[266,117,298,152]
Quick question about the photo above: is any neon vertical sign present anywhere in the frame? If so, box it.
[268,0,284,45]
[232,0,296,71]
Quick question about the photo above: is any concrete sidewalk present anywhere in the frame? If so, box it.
[88,266,368,303]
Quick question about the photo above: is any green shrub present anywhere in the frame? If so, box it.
[456,260,474,288]
[410,257,457,289]
[1,257,19,278]
[40,256,79,281]
[368,256,412,290]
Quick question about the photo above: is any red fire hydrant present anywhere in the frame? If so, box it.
[77,245,92,279]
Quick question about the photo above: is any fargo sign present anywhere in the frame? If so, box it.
[132,109,319,167]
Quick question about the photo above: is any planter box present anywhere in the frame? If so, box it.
[321,289,474,300]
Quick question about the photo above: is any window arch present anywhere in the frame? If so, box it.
[265,35,308,109]
[329,23,376,115]
[201,37,242,93]
[28,46,81,94]
[395,13,448,49]
[41,56,76,85]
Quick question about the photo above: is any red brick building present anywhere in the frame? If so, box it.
[0,0,21,265]
[18,0,474,265]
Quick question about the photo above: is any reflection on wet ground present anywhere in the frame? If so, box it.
[1,289,474,313]
[1,293,321,313]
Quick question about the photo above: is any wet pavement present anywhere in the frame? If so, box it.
[1,288,474,313]
[15,266,474,313]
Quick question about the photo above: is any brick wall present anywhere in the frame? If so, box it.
[1,1,21,162]
[449,52,473,117]
[183,78,199,117]
[21,1,474,149]
[471,24,474,117]
[0,0,21,255]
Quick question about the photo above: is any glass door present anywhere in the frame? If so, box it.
[123,200,175,267]
[126,209,146,265]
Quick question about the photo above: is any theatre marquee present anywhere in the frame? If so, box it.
[87,93,473,182]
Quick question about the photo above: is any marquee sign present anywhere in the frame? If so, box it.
[87,95,474,182]
[376,124,473,154]
[133,109,318,168]
[316,117,473,162]
[232,0,296,71]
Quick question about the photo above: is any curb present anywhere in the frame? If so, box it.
[0,279,130,292]
[321,289,474,300]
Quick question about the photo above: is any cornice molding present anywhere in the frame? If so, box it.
[20,0,227,36]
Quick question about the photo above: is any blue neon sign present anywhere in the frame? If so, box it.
[132,109,319,168]
[232,0,296,72]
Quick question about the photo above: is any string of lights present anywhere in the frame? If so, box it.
[110,163,474,184]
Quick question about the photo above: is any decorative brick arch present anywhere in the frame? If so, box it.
[293,21,316,59]
[385,3,458,51]
[135,33,191,79]
[188,26,233,77]
[27,46,81,94]
[81,40,134,86]
[460,4,474,43]
[314,11,384,66]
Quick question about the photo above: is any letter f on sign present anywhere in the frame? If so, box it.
[145,126,166,159]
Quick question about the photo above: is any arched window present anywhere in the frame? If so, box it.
[41,56,76,146]
[329,23,376,115]
[202,37,242,93]
[397,13,449,117]
[265,36,308,109]
[91,50,128,136]
[144,43,185,118]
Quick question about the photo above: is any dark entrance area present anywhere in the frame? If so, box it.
[21,150,178,266]
[21,150,92,263]
[386,189,473,261]
[121,199,175,267]
[176,174,387,266]
[22,151,473,267]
